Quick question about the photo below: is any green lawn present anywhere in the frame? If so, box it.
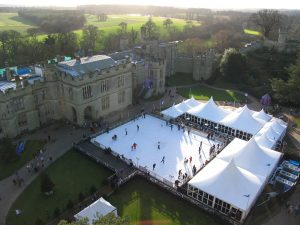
[109,177,221,225]
[166,73,195,86]
[6,150,113,225]
[0,13,37,33]
[0,140,45,180]
[0,12,198,38]
[178,85,247,102]
[243,29,262,36]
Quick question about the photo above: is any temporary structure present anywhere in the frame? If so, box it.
[74,197,117,225]
[220,105,265,135]
[253,109,272,122]
[161,97,201,119]
[187,97,230,123]
[217,138,282,178]
[188,158,264,221]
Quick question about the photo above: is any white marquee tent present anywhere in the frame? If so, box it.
[253,109,272,122]
[255,133,277,149]
[74,197,117,225]
[188,158,264,219]
[161,97,201,119]
[217,138,282,178]
[220,105,265,135]
[187,97,230,123]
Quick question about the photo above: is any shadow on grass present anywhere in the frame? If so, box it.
[10,16,37,27]
[109,177,223,225]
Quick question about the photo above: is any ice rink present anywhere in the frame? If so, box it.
[92,115,221,183]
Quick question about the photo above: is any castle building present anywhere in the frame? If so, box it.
[0,40,215,138]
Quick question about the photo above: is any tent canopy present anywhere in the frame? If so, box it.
[220,105,265,135]
[253,109,272,122]
[217,138,282,178]
[187,97,230,123]
[161,97,201,119]
[189,158,264,212]
[74,197,117,225]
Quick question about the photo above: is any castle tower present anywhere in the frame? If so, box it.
[192,50,215,81]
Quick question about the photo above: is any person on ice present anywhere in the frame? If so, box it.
[153,163,156,170]
[189,156,192,163]
[137,125,139,131]
[133,143,137,150]
[125,128,127,135]
[161,156,165,164]
[157,141,160,149]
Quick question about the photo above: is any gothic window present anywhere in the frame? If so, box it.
[82,85,92,99]
[101,96,110,110]
[117,76,125,88]
[100,80,108,93]
[118,90,125,103]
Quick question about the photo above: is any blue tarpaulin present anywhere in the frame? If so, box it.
[17,68,31,76]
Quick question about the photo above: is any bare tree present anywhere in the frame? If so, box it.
[251,9,282,39]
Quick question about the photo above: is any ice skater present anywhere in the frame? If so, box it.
[153,163,156,170]
[157,141,160,149]
[189,156,192,163]
[125,128,127,135]
[178,169,182,178]
[161,156,165,164]
[137,125,139,131]
[170,124,173,131]
[133,142,137,150]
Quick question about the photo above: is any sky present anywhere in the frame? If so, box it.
[1,0,300,10]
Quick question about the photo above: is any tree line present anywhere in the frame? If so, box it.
[18,9,86,33]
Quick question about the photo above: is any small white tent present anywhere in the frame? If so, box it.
[161,97,201,119]
[74,197,117,225]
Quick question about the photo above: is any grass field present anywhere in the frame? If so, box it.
[109,177,221,225]
[0,140,45,181]
[244,29,262,36]
[178,85,246,102]
[0,13,36,33]
[6,150,113,225]
[0,12,198,38]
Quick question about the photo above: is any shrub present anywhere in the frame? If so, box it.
[89,185,97,194]
[53,207,60,218]
[78,192,84,202]
[40,173,55,194]
[66,199,74,210]
[35,218,43,225]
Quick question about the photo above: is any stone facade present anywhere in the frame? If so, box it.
[0,52,166,138]
[0,39,217,138]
